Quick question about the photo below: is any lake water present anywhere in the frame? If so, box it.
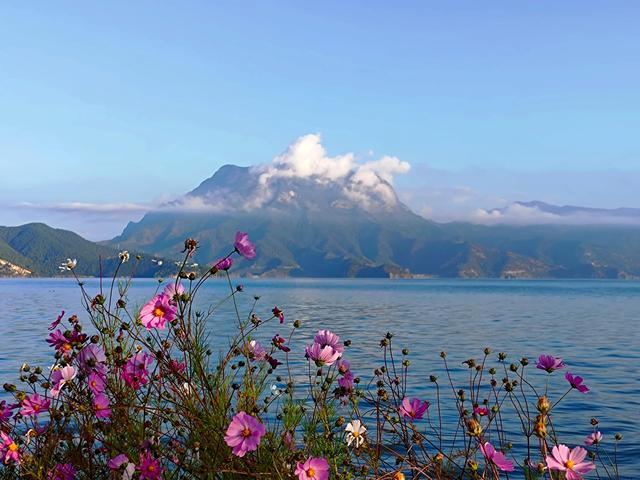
[0,278,638,477]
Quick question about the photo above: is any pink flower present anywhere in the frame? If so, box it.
[46,330,85,356]
[47,463,76,480]
[272,306,284,323]
[480,442,514,472]
[0,432,20,464]
[139,294,176,330]
[272,334,291,352]
[94,393,111,419]
[78,344,107,375]
[399,397,429,420]
[585,432,603,446]
[0,401,14,422]
[162,281,185,301]
[474,406,490,417]
[88,371,106,394]
[122,352,154,390]
[224,412,266,457]
[546,444,595,480]
[137,451,162,480]
[338,370,354,392]
[536,354,566,373]
[214,257,233,271]
[21,393,50,417]
[305,342,342,367]
[50,365,76,398]
[248,340,267,361]
[48,310,65,331]
[295,457,330,480]
[168,359,186,375]
[108,453,129,470]
[234,231,257,259]
[565,372,589,393]
[337,359,350,374]
[314,329,344,354]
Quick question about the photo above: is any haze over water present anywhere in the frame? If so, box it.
[0,277,638,477]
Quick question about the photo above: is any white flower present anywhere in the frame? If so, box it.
[119,251,130,263]
[59,258,77,271]
[345,419,366,447]
[122,462,136,480]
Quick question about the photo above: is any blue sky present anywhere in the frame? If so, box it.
[1,1,639,238]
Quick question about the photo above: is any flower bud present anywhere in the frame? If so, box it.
[537,395,550,414]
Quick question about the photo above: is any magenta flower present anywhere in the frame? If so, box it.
[272,306,284,323]
[224,411,266,457]
[168,359,187,375]
[21,393,50,417]
[88,371,106,394]
[248,340,267,361]
[122,352,154,390]
[337,359,350,374]
[214,257,233,271]
[536,354,566,373]
[565,372,589,393]
[94,393,111,419]
[272,334,291,352]
[585,432,603,446]
[46,330,85,356]
[338,370,354,391]
[50,365,76,398]
[314,329,344,354]
[546,444,595,479]
[480,441,514,472]
[295,457,330,480]
[48,310,65,331]
[47,463,76,480]
[137,451,162,480]
[305,342,342,367]
[234,231,257,259]
[0,401,14,422]
[139,294,176,330]
[399,397,429,420]
[0,432,20,464]
[474,406,490,417]
[78,344,107,375]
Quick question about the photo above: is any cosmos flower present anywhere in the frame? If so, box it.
[345,419,366,447]
[314,329,344,353]
[107,453,129,470]
[162,282,185,303]
[1,432,20,464]
[295,457,330,480]
[248,340,267,361]
[21,393,50,417]
[50,365,76,398]
[272,306,284,323]
[474,406,490,417]
[139,294,176,330]
[272,334,291,352]
[399,397,429,420]
[224,411,266,457]
[58,258,77,271]
[78,344,107,373]
[87,371,106,394]
[214,257,233,271]
[546,445,595,480]
[93,393,111,419]
[47,463,76,480]
[122,352,154,390]
[585,432,603,446]
[118,251,130,263]
[565,372,589,393]
[536,354,566,373]
[305,342,342,367]
[234,231,257,259]
[137,451,162,480]
[0,401,15,422]
[48,310,65,331]
[480,442,514,472]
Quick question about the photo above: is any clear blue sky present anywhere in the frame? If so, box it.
[1,1,638,238]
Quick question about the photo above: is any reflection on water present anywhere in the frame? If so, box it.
[0,278,638,477]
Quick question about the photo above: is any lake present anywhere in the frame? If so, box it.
[0,277,638,477]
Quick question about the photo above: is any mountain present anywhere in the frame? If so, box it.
[0,223,174,277]
[109,164,640,279]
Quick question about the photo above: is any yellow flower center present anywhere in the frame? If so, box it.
[148,465,155,472]
[352,431,359,437]
[565,460,575,470]
[242,428,252,438]
[33,404,40,411]
[8,443,18,452]
[63,343,72,351]
[153,307,165,318]
[307,468,316,478]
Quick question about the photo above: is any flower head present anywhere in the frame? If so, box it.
[565,372,589,393]
[399,397,429,420]
[0,401,15,422]
[122,352,154,390]
[474,406,490,417]
[137,451,162,480]
[118,251,130,263]
[139,294,176,330]
[21,393,50,417]
[48,310,65,331]
[546,445,595,479]
[272,306,284,323]
[94,393,111,419]
[295,457,330,480]
[87,371,106,394]
[58,258,77,271]
[0,432,20,464]
[234,231,257,259]
[214,257,233,271]
[50,365,76,398]
[585,432,603,446]
[345,419,366,447]
[162,282,185,303]
[536,354,566,373]
[248,340,267,361]
[314,329,344,353]
[480,442,514,472]
[224,411,266,457]
[305,342,342,367]
[78,344,107,373]
[108,453,129,470]
[272,334,291,352]
[47,463,76,480]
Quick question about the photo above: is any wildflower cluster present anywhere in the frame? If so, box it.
[0,232,623,479]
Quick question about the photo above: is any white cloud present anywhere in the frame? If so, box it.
[15,201,150,214]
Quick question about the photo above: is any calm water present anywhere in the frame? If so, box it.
[0,278,638,476]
